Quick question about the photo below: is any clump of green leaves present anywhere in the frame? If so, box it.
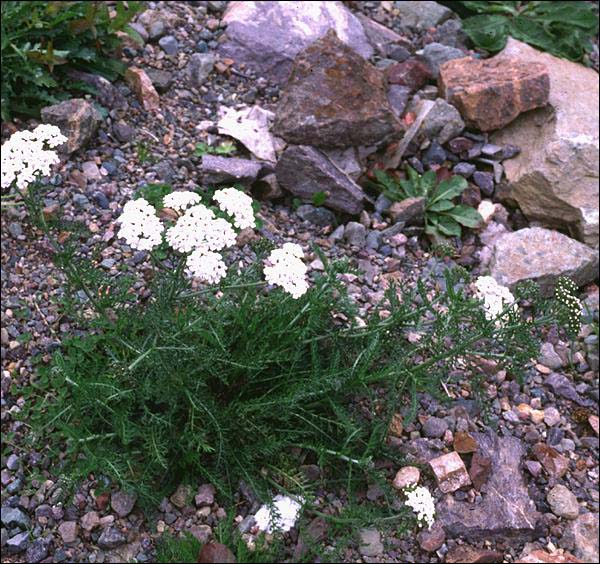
[1,1,144,121]
[133,183,173,209]
[195,141,237,157]
[374,166,482,239]
[457,1,599,62]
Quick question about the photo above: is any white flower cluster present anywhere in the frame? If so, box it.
[185,249,227,284]
[403,485,436,529]
[117,198,164,251]
[1,124,67,190]
[555,277,582,334]
[264,243,309,299]
[213,187,256,230]
[163,190,201,212]
[254,495,303,533]
[474,276,517,323]
[166,203,236,254]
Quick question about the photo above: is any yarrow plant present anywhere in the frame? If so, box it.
[473,275,518,325]
[403,485,436,529]
[1,124,67,191]
[264,243,309,299]
[254,495,303,533]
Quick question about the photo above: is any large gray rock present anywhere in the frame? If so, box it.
[490,227,599,296]
[394,1,454,29]
[218,1,373,85]
[273,30,401,149]
[202,155,263,186]
[40,99,102,154]
[276,145,364,214]
[492,38,599,248]
[563,513,599,563]
[437,432,542,541]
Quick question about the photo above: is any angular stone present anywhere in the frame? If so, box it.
[344,221,367,247]
[276,145,364,214]
[538,342,564,370]
[422,416,449,439]
[202,155,263,186]
[170,484,192,509]
[81,511,100,531]
[395,1,454,29]
[531,443,569,479]
[1,506,30,529]
[219,1,373,85]
[421,43,466,77]
[98,527,127,550]
[453,431,478,454]
[417,523,445,552]
[547,485,579,520]
[438,432,541,541]
[355,13,405,57]
[111,490,137,518]
[416,98,465,145]
[188,53,215,86]
[439,56,549,131]
[387,413,403,438]
[490,227,599,297]
[563,512,599,563]
[392,466,420,490]
[385,58,433,92]
[387,84,411,117]
[545,372,593,407]
[145,68,173,93]
[198,541,237,563]
[429,451,471,493]
[358,528,384,557]
[66,70,128,109]
[5,531,29,554]
[194,484,216,507]
[389,197,425,226]
[516,550,583,563]
[58,521,78,544]
[296,204,336,227]
[491,38,599,247]
[253,173,282,201]
[273,30,400,149]
[124,67,160,111]
[446,545,504,563]
[469,452,492,490]
[40,99,102,154]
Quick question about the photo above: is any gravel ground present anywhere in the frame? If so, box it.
[1,2,598,563]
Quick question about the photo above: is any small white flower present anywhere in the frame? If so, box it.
[254,495,303,533]
[166,204,236,253]
[213,187,256,230]
[1,124,67,190]
[185,248,227,284]
[473,276,517,323]
[264,244,309,299]
[163,190,202,212]
[403,485,436,529]
[117,198,164,251]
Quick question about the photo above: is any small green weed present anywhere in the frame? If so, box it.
[195,141,237,157]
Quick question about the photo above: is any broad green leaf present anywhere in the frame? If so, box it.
[462,14,510,52]
[444,205,483,228]
[399,178,416,198]
[431,176,468,204]
[436,216,462,238]
[428,200,455,213]
[420,170,437,198]
[460,1,518,15]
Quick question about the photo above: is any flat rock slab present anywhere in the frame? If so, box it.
[218,1,373,85]
[276,145,364,214]
[490,227,599,296]
[273,30,400,149]
[439,56,549,131]
[202,155,263,185]
[437,431,542,542]
[492,38,599,248]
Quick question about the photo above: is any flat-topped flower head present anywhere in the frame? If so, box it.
[167,204,236,253]
[254,495,303,533]
[186,248,227,284]
[117,198,164,251]
[163,190,202,212]
[474,276,517,323]
[213,187,256,230]
[264,243,309,299]
[1,124,67,190]
[403,485,436,529]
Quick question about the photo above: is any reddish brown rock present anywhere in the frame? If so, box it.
[531,443,570,479]
[385,58,433,91]
[469,452,492,490]
[438,56,549,131]
[516,549,583,563]
[392,466,420,490]
[453,431,479,454]
[198,542,236,563]
[125,67,160,111]
[417,523,445,552]
[388,413,404,438]
[446,545,504,563]
[429,451,471,493]
[273,30,401,148]
[388,197,425,226]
